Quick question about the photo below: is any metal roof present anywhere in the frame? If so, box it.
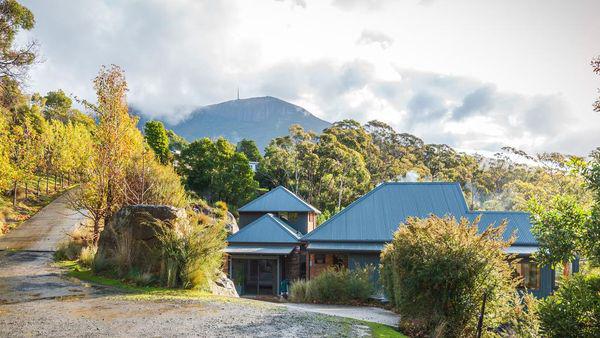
[227,213,301,244]
[307,242,385,252]
[238,186,320,214]
[303,182,469,242]
[225,244,296,255]
[505,245,538,255]
[302,182,537,247]
[467,211,536,245]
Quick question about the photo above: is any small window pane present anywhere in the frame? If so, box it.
[516,261,541,290]
[315,254,326,264]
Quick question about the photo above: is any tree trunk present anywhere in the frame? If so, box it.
[562,262,571,277]
[25,181,28,199]
[37,177,41,196]
[54,174,57,191]
[12,181,17,207]
[46,175,49,195]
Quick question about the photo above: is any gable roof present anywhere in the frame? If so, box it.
[303,182,468,242]
[302,182,536,246]
[238,186,320,214]
[228,213,301,244]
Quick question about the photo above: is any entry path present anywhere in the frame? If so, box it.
[0,190,92,304]
[284,303,399,327]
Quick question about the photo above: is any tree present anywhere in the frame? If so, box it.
[236,139,262,162]
[380,215,525,337]
[0,0,36,86]
[70,65,143,243]
[178,137,258,208]
[528,195,589,272]
[585,151,600,264]
[592,56,600,112]
[144,120,171,164]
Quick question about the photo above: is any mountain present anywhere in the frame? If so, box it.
[135,96,331,151]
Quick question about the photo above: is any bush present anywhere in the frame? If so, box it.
[290,266,375,304]
[538,269,600,338]
[54,240,84,261]
[79,245,97,268]
[156,212,227,289]
[380,215,524,337]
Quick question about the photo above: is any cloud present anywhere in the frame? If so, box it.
[356,30,394,49]
[275,0,307,9]
[331,0,391,11]
[453,85,496,120]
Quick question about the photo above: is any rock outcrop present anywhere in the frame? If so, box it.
[210,271,239,298]
[96,205,187,274]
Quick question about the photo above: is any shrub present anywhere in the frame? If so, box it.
[54,240,84,261]
[79,245,97,268]
[538,269,600,338]
[156,212,227,289]
[380,215,523,337]
[290,266,375,304]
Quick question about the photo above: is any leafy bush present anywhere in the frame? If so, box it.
[380,215,524,337]
[290,266,375,304]
[54,240,84,261]
[538,269,600,338]
[79,245,97,268]
[156,212,227,289]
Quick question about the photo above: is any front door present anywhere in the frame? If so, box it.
[233,258,278,296]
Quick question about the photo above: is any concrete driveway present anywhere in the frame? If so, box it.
[284,303,399,327]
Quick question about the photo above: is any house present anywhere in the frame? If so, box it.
[226,182,560,298]
[225,186,319,295]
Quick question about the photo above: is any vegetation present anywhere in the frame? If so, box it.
[538,269,600,338]
[380,215,537,337]
[178,137,258,207]
[236,138,262,162]
[144,120,171,164]
[155,212,227,289]
[290,266,375,305]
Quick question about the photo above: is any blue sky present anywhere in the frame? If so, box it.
[19,0,600,155]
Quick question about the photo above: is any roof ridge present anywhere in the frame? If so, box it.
[238,185,320,213]
[228,213,300,242]
[276,186,321,213]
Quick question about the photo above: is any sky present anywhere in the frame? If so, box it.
[18,0,600,155]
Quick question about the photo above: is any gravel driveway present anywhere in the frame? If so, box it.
[0,193,375,337]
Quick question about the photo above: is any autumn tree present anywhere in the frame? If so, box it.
[144,120,171,164]
[70,65,143,243]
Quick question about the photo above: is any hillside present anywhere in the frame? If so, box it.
[135,96,331,151]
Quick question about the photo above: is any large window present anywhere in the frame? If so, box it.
[516,261,541,290]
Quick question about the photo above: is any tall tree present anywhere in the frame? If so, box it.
[592,56,600,112]
[0,0,36,86]
[71,65,143,243]
[144,120,171,164]
[236,139,262,162]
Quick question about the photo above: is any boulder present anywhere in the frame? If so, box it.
[210,271,239,297]
[96,205,187,274]
[224,211,239,234]
[190,203,239,234]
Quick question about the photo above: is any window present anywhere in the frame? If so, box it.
[516,261,541,290]
[332,254,346,269]
[314,254,326,264]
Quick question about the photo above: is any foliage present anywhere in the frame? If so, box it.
[538,269,600,338]
[236,138,262,162]
[178,137,258,208]
[290,266,375,304]
[585,152,600,264]
[144,120,171,164]
[380,215,522,338]
[592,56,600,112]
[156,211,227,289]
[528,195,590,269]
[0,0,36,84]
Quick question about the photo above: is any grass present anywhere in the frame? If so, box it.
[365,321,407,338]
[0,176,74,236]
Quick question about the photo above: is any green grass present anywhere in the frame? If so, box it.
[55,261,259,305]
[364,321,407,338]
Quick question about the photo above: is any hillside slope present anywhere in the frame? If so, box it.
[136,96,331,151]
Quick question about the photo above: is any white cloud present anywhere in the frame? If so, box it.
[356,30,394,49]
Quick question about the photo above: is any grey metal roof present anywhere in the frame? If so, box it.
[238,186,321,214]
[307,242,385,252]
[505,245,538,255]
[227,213,301,244]
[225,244,296,255]
[303,182,469,242]
[302,182,537,247]
[467,211,536,245]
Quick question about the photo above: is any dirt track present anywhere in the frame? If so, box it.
[0,194,370,337]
